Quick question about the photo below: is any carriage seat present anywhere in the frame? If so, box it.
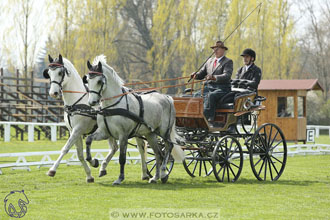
[216,88,256,109]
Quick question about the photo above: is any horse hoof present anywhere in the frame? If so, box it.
[148,179,157,184]
[112,180,121,185]
[92,159,99,168]
[161,175,169,184]
[47,170,56,177]
[99,170,107,177]
[142,176,149,181]
[87,177,94,183]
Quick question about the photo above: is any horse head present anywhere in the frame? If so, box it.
[43,54,69,99]
[85,60,106,106]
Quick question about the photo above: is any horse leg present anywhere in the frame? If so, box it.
[136,137,149,180]
[112,137,128,185]
[145,133,162,183]
[75,137,94,183]
[99,137,118,177]
[48,129,81,177]
[85,134,99,168]
[85,129,109,168]
[160,141,174,183]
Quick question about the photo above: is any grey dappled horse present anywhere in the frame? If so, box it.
[85,55,184,185]
[43,54,149,182]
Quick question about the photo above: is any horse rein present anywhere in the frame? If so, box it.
[85,72,206,102]
[100,80,206,102]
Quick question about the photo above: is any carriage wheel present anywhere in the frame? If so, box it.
[249,123,287,181]
[212,136,243,182]
[183,146,213,177]
[146,144,174,178]
[237,112,258,134]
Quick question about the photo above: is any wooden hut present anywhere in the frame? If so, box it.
[257,79,324,143]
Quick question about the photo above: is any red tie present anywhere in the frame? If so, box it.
[213,59,217,68]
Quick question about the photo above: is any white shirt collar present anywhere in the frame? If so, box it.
[215,56,224,63]
[245,63,252,71]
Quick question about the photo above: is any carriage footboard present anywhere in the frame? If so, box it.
[173,97,208,129]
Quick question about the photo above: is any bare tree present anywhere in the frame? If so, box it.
[2,0,47,86]
[116,0,155,78]
[301,0,330,100]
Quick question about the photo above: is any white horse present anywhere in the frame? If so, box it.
[43,54,149,182]
[85,55,184,184]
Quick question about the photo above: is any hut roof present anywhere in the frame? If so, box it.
[258,79,324,91]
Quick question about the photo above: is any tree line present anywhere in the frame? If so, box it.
[46,0,299,82]
[1,0,330,123]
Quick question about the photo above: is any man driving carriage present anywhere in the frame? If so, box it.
[190,40,233,123]
[233,48,262,92]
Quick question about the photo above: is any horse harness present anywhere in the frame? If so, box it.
[48,62,98,136]
[48,63,68,90]
[98,87,155,139]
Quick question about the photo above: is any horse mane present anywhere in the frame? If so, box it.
[63,58,80,78]
[92,54,125,86]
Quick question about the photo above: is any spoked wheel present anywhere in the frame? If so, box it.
[238,112,258,134]
[212,136,243,182]
[183,146,213,177]
[249,123,287,181]
[146,142,174,178]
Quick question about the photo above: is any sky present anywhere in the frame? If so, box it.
[0,0,325,70]
[0,0,52,69]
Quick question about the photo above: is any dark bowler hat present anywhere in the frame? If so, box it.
[210,41,228,50]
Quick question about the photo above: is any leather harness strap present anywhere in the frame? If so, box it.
[128,92,144,138]
[99,88,151,139]
[48,64,67,90]
[60,76,98,135]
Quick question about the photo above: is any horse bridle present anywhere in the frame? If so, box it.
[87,71,106,100]
[48,63,68,90]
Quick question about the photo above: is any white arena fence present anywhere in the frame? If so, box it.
[1,122,329,142]
[0,121,66,142]
[0,148,144,175]
[306,125,330,138]
[0,144,329,175]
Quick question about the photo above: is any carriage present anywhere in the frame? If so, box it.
[146,80,287,183]
[44,54,287,184]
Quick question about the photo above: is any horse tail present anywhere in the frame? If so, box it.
[169,123,185,162]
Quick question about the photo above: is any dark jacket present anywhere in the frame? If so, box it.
[235,63,262,91]
[195,56,233,87]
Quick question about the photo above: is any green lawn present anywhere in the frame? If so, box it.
[0,151,330,219]
[0,136,329,219]
[314,134,330,144]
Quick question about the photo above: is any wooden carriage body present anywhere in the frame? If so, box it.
[173,89,260,132]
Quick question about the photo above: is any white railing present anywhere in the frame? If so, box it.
[0,144,329,175]
[0,121,66,142]
[306,125,330,138]
[1,122,329,142]
[0,148,145,175]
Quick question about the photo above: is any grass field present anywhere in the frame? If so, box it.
[0,138,330,219]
